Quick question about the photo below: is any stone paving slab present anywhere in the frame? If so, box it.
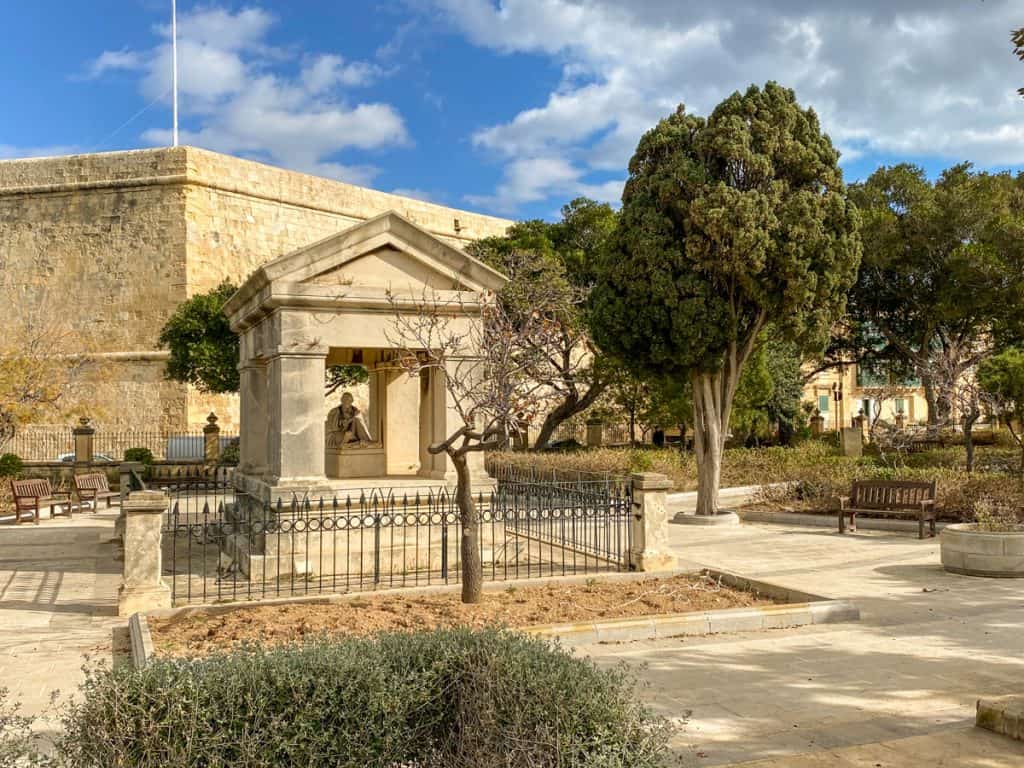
[0,510,122,722]
[725,727,1024,767]
[2,505,1023,768]
[581,521,1024,767]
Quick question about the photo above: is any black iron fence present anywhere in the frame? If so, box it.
[161,478,633,606]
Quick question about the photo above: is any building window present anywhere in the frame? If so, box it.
[818,395,830,413]
[895,398,906,414]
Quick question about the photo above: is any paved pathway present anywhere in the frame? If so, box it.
[1,507,1022,766]
[581,521,1024,766]
[0,509,122,724]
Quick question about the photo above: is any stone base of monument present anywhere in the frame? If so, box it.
[673,510,741,526]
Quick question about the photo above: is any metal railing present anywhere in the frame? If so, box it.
[5,427,238,462]
[161,478,633,606]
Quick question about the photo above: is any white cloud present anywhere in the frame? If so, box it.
[84,49,142,79]
[90,5,407,182]
[431,0,1024,211]
[464,150,621,214]
[302,54,383,92]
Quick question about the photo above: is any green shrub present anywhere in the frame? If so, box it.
[218,439,240,466]
[0,453,23,477]
[0,687,49,767]
[122,447,154,465]
[57,628,670,768]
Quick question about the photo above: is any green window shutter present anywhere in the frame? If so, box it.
[818,395,830,413]
[895,398,906,414]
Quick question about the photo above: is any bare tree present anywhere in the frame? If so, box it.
[386,289,561,603]
[0,305,94,450]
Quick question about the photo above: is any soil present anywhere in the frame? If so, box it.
[150,573,777,658]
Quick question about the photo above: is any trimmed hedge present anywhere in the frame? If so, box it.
[58,628,671,768]
[491,442,1024,521]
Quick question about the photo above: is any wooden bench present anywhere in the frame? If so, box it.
[9,478,77,525]
[74,472,120,512]
[835,480,937,539]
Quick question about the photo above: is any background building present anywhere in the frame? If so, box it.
[804,364,928,431]
[0,147,511,432]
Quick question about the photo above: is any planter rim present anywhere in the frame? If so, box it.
[943,522,1024,535]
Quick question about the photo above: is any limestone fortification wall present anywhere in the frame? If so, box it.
[0,146,511,432]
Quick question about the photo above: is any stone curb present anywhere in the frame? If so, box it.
[127,567,858,668]
[128,613,155,670]
[739,507,952,534]
[522,597,859,645]
[977,696,1024,741]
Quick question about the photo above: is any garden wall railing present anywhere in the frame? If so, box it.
[161,476,634,606]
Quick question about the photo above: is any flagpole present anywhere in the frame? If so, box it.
[171,0,179,147]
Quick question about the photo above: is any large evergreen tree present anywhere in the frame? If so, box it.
[592,83,861,516]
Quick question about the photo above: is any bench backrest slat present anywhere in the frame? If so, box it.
[11,478,54,507]
[74,473,110,493]
[850,480,936,509]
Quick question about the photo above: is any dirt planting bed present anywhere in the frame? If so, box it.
[150,573,777,657]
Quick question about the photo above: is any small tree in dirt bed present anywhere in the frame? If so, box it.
[387,291,564,603]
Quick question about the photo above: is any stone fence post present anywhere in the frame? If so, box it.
[586,418,604,448]
[203,412,221,464]
[629,472,678,572]
[117,490,172,616]
[73,417,94,466]
[810,411,824,436]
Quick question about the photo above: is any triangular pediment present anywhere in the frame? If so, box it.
[260,211,507,294]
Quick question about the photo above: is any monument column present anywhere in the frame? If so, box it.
[266,343,329,486]
[443,356,486,482]
[238,357,269,474]
[419,367,448,480]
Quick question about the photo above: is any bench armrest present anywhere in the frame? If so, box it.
[920,499,936,507]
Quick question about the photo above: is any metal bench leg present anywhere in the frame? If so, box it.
[838,508,845,533]
[849,511,856,532]
[918,514,925,540]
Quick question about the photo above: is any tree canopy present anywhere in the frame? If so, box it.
[844,163,1024,423]
[978,347,1024,470]
[468,198,617,447]
[591,82,861,514]
[158,282,240,394]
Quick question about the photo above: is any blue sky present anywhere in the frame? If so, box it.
[2,1,1023,221]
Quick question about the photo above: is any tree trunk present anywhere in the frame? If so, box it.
[677,423,687,454]
[452,452,482,604]
[692,371,725,516]
[964,407,980,473]
[922,375,940,427]
[629,410,637,446]
[531,381,607,449]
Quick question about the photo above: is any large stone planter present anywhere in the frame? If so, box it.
[940,524,1024,578]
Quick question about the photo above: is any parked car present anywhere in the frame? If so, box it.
[57,453,117,463]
